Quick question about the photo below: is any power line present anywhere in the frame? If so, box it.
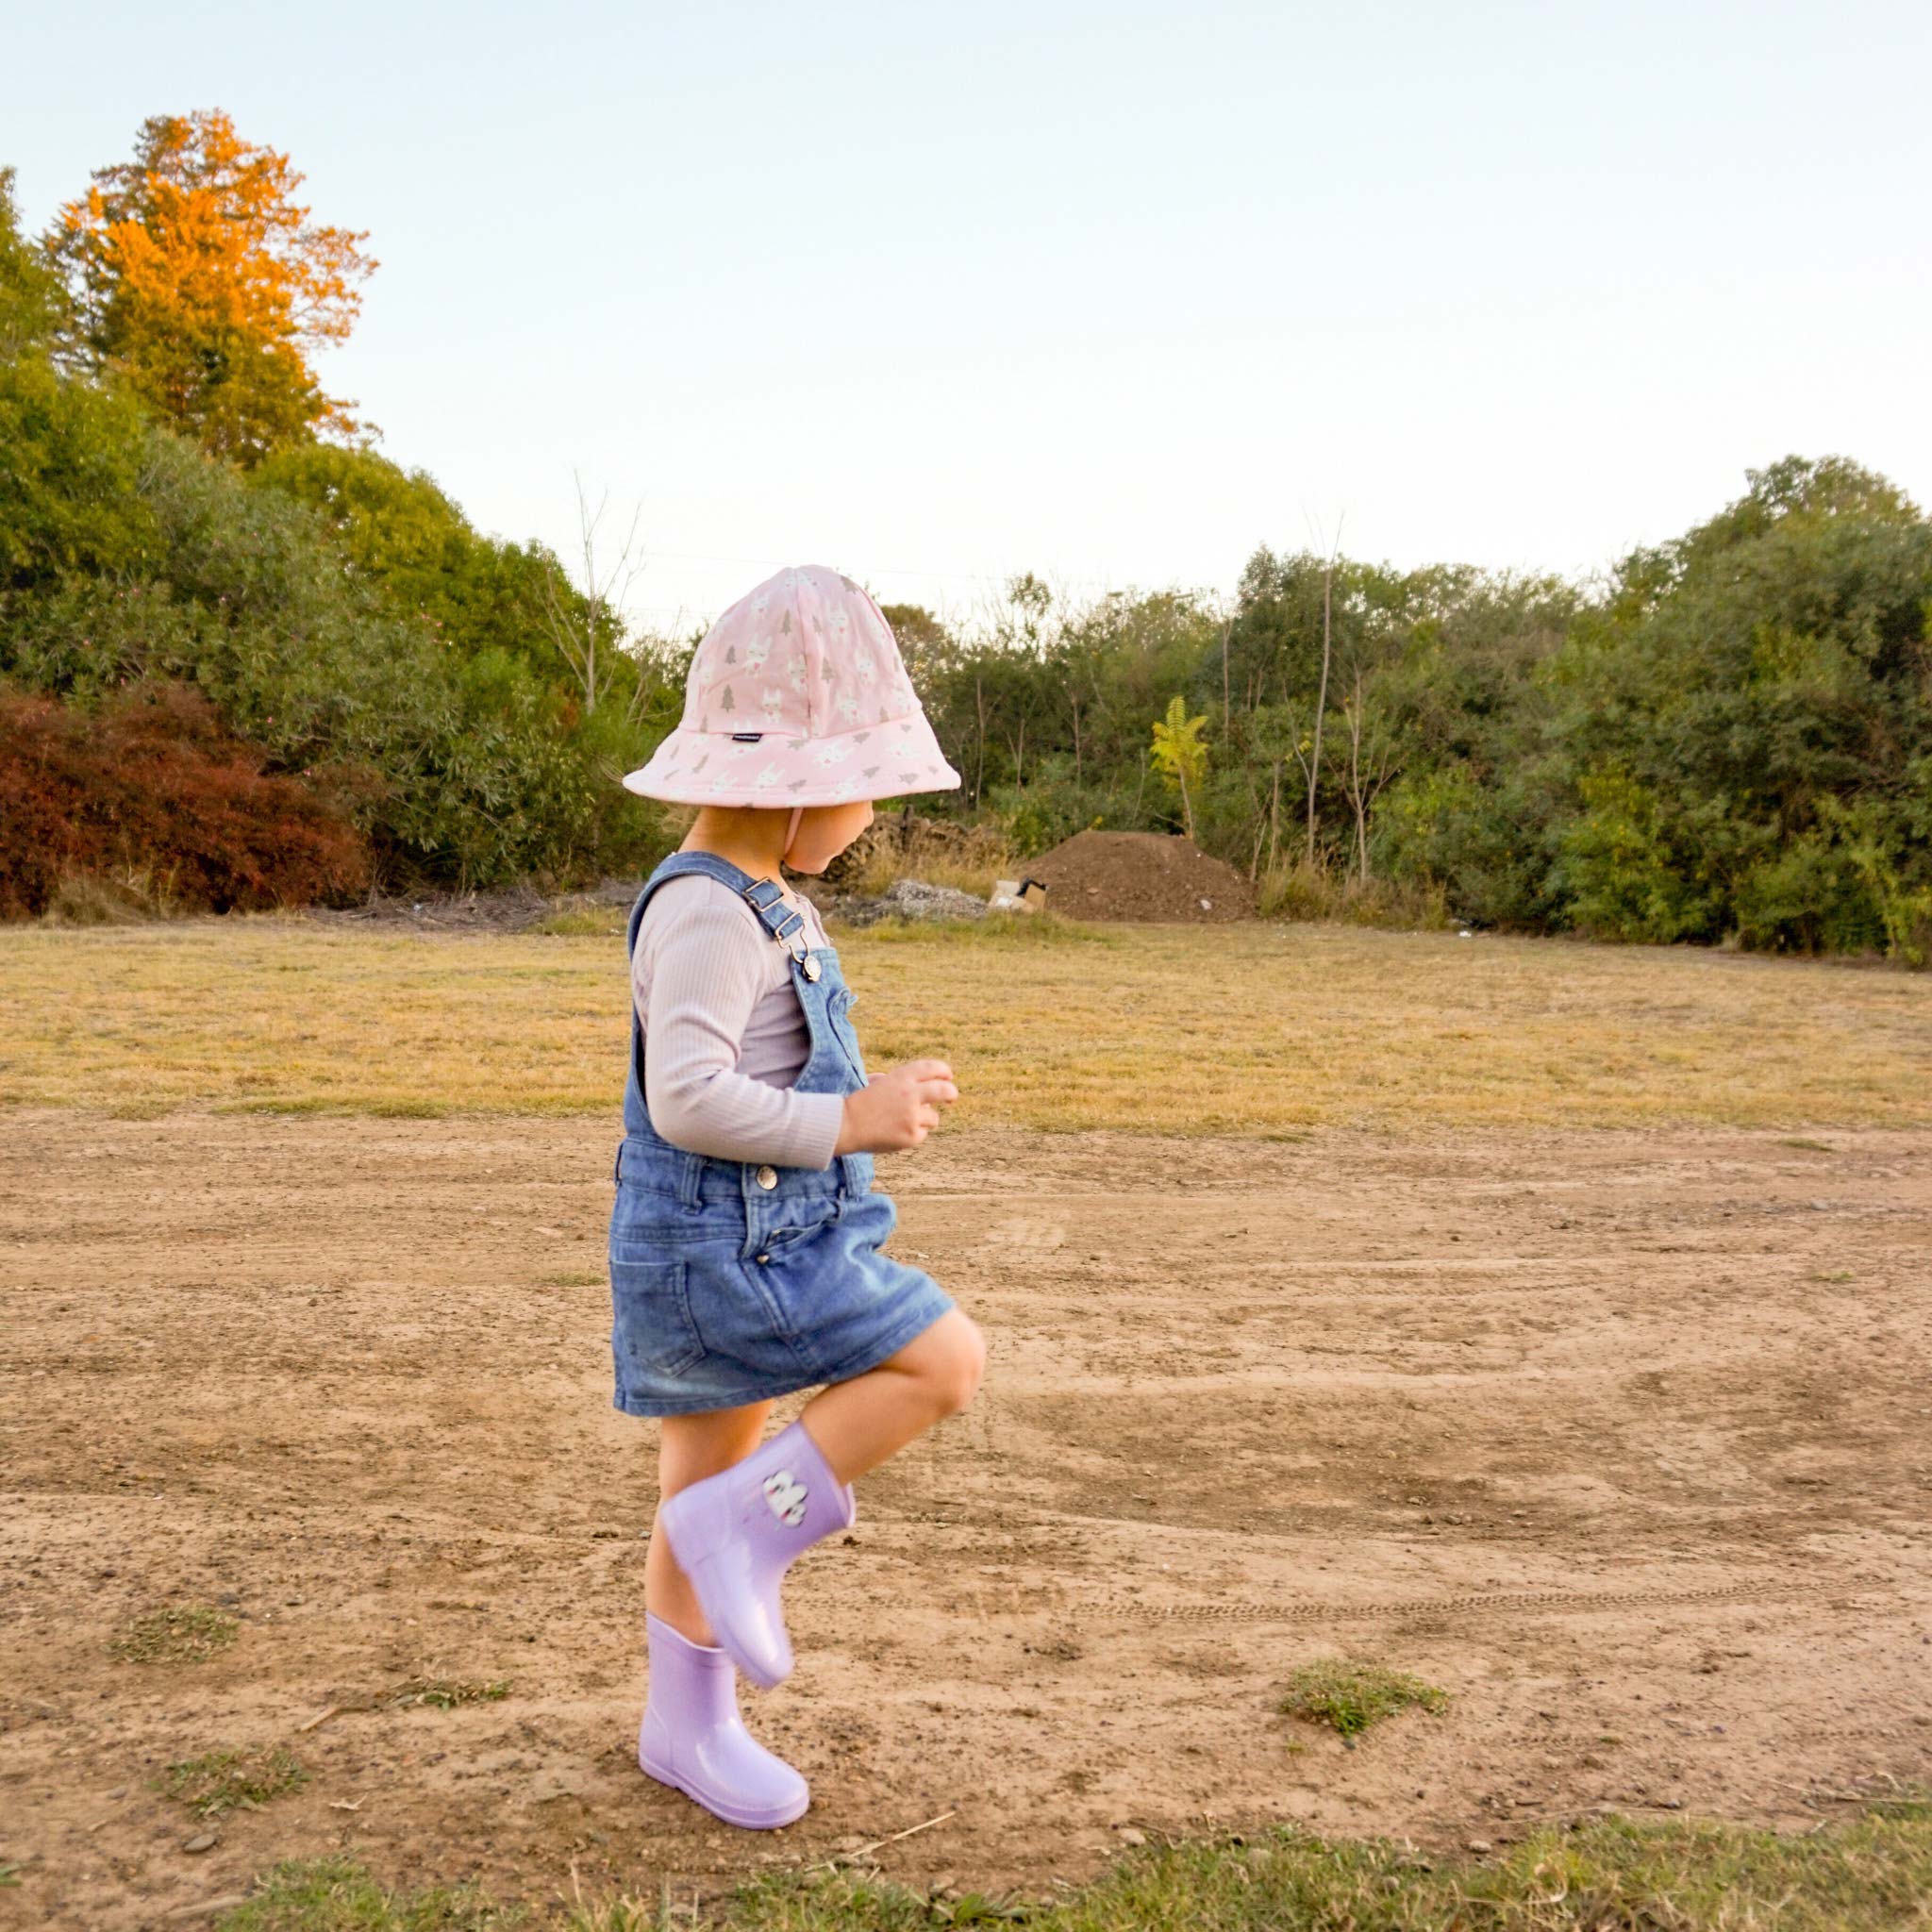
[635,548,1148,594]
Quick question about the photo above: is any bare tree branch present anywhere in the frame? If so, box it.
[540,472,645,715]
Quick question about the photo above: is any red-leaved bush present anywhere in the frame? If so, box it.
[0,682,373,919]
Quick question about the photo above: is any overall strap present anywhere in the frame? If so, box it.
[625,849,858,1195]
[630,850,820,976]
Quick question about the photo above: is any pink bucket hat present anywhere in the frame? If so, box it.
[623,565,961,807]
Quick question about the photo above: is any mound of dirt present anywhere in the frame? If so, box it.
[1024,829,1256,923]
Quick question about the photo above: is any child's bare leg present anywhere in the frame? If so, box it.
[801,1308,985,1484]
[647,1400,774,1643]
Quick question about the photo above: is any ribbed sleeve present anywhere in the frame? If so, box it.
[632,878,846,1171]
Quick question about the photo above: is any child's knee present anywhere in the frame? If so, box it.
[929,1317,986,1417]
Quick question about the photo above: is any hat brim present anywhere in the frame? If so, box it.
[623,708,962,807]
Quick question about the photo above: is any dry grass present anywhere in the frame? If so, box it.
[1,915,1926,1131]
[387,1676,511,1710]
[846,822,1013,899]
[1258,858,1456,930]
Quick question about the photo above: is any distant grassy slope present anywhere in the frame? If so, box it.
[2,914,1926,1129]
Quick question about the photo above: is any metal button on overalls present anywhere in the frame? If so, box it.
[755,1165,778,1190]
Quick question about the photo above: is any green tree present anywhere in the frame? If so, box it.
[47,110,375,464]
[1150,694,1208,840]
[0,170,158,587]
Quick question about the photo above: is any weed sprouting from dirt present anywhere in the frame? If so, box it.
[158,1745,306,1819]
[1277,1657,1449,1738]
[109,1604,239,1665]
[388,1675,510,1710]
[217,1807,1932,1931]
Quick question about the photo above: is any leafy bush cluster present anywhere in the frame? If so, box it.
[2,167,671,911]
[904,462,1932,963]
[0,682,371,918]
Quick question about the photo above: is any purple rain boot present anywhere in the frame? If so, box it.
[656,1419,855,1690]
[638,1614,808,1829]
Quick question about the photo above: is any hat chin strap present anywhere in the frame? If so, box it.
[782,805,805,865]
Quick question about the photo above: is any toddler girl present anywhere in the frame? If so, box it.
[608,565,986,1830]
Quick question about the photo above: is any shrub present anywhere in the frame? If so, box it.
[0,682,372,919]
[1257,858,1453,930]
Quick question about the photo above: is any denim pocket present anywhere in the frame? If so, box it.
[826,989,869,1086]
[609,1244,706,1378]
[761,1194,841,1254]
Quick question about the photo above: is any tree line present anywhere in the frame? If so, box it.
[1,118,671,915]
[3,113,1927,961]
[899,458,1931,962]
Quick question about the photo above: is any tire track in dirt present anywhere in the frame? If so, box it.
[1077,1578,1855,1624]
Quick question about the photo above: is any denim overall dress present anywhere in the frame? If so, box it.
[608,851,954,1418]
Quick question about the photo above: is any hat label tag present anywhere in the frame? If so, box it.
[730,731,763,742]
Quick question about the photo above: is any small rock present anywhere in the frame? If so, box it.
[184,1832,218,1853]
[1117,1826,1146,1846]
[1465,1838,1492,1854]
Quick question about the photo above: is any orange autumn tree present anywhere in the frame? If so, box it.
[50,109,376,464]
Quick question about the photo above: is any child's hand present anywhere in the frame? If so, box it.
[836,1059,958,1154]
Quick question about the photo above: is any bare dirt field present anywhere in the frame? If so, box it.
[6,1107,1930,1927]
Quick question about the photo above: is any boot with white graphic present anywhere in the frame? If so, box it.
[656,1419,855,1690]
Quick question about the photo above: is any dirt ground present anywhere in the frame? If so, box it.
[1024,830,1256,921]
[4,1111,1930,1927]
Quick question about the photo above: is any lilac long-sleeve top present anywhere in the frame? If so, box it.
[630,874,845,1171]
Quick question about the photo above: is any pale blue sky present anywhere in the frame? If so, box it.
[8,1,1928,630]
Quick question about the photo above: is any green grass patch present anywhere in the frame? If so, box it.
[158,1745,307,1820]
[109,1603,239,1665]
[216,1808,1932,1931]
[537,1269,607,1288]
[214,1856,508,1930]
[1277,1657,1450,1738]
[388,1675,509,1710]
